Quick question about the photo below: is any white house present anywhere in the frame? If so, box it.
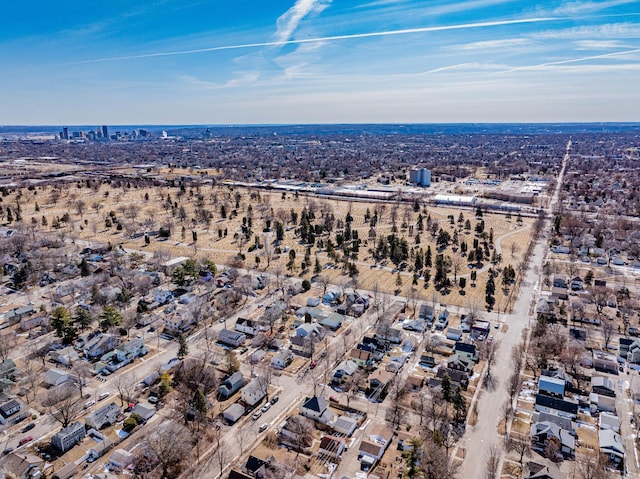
[236,318,259,336]
[49,347,80,367]
[218,329,247,348]
[241,379,267,407]
[84,334,120,359]
[599,429,625,469]
[300,396,335,425]
[271,350,293,370]
[85,402,120,430]
[115,338,147,361]
[20,315,49,331]
[43,368,73,387]
[152,289,174,305]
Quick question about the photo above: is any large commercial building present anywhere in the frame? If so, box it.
[409,168,431,187]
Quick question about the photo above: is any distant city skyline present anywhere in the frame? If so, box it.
[1,0,639,124]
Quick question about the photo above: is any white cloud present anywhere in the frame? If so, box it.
[273,0,332,44]
[553,0,637,16]
[456,38,531,50]
[178,71,260,90]
[574,39,629,49]
[531,22,640,40]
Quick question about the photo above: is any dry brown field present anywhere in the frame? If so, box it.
[3,175,532,312]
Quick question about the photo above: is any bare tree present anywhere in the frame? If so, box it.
[143,422,191,478]
[485,444,501,479]
[589,286,611,317]
[0,332,17,362]
[385,377,408,429]
[574,451,613,479]
[317,275,330,296]
[115,372,138,407]
[21,358,41,403]
[236,426,251,455]
[187,298,209,329]
[255,362,274,402]
[71,361,93,397]
[284,415,313,457]
[46,384,83,428]
[602,320,615,350]
[506,433,531,467]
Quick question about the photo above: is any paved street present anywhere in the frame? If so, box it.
[457,141,569,477]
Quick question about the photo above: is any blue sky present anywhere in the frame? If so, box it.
[1,0,639,124]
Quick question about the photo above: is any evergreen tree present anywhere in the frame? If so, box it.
[191,388,207,419]
[73,306,92,331]
[99,306,123,332]
[51,306,76,343]
[452,386,467,423]
[441,374,452,402]
[79,258,91,277]
[177,333,189,359]
[314,256,322,274]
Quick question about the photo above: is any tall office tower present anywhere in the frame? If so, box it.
[102,125,109,140]
[62,127,69,140]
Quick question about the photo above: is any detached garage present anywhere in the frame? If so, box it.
[223,403,245,424]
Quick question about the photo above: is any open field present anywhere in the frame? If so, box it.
[3,179,533,313]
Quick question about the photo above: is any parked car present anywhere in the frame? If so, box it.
[252,411,262,421]
[270,396,279,405]
[98,392,110,401]
[309,360,317,369]
[18,436,33,446]
[259,423,269,433]
[261,403,271,413]
[21,423,35,433]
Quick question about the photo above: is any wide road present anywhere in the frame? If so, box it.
[457,141,569,477]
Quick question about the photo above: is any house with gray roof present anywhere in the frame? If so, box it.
[115,337,147,361]
[51,421,85,452]
[0,359,18,383]
[591,376,616,397]
[218,329,247,348]
[85,401,120,430]
[530,421,575,458]
[131,403,156,422]
[333,415,358,436]
[241,378,267,407]
[43,368,72,387]
[271,350,293,369]
[599,412,621,433]
[599,429,625,469]
[218,372,244,399]
[295,323,325,339]
[319,313,344,331]
[84,333,120,359]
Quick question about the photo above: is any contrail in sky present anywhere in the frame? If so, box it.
[71,17,560,64]
[502,48,640,72]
